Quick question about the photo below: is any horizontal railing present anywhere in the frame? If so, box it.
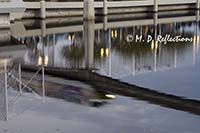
[11,14,198,37]
[24,0,198,9]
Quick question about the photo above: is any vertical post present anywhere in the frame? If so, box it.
[42,41,45,101]
[42,65,45,101]
[108,28,111,77]
[84,0,95,20]
[154,16,158,72]
[154,0,158,12]
[103,0,108,15]
[4,61,8,121]
[120,28,122,41]
[132,54,135,76]
[197,0,200,9]
[41,20,46,37]
[40,0,46,19]
[18,63,22,93]
[174,47,177,68]
[103,16,108,31]
[84,20,95,69]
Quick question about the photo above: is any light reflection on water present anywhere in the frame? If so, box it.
[0,13,200,132]
[10,14,200,99]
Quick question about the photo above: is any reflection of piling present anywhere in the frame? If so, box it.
[103,0,108,16]
[84,0,95,20]
[154,0,158,12]
[40,0,46,19]
[84,20,95,69]
[41,20,46,37]
[196,0,200,9]
[153,19,158,71]
[103,16,108,31]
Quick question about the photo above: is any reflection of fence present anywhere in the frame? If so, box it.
[0,59,10,121]
[0,59,45,121]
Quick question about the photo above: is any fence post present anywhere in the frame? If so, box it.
[154,0,158,12]
[40,0,46,19]
[103,0,108,15]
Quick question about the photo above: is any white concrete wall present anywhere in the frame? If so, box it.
[0,0,26,21]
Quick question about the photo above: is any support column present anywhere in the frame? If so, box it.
[154,0,158,12]
[41,20,46,37]
[40,0,46,19]
[197,0,200,9]
[84,20,95,69]
[103,16,108,31]
[103,0,108,16]
[84,0,95,20]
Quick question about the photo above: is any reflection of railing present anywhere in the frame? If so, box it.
[24,0,197,9]
[11,14,198,37]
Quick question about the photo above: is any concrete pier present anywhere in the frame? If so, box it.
[83,0,95,20]
[103,0,108,16]
[84,20,95,69]
[0,0,25,21]
[0,14,9,29]
[40,0,46,19]
[154,0,158,12]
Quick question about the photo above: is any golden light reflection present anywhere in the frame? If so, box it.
[151,40,158,51]
[155,40,158,50]
[100,48,109,58]
[44,56,49,66]
[38,56,42,66]
[38,56,49,66]
[193,35,199,44]
[68,34,75,41]
[111,30,118,38]
[105,94,116,99]
[151,40,154,51]
[68,35,71,40]
[105,48,109,57]
[100,48,104,58]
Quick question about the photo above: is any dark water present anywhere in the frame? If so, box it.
[0,13,200,132]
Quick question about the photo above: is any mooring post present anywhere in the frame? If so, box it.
[103,0,108,15]
[154,0,158,12]
[84,0,95,20]
[40,0,46,19]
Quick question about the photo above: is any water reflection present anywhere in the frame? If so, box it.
[2,12,200,108]
[14,18,198,79]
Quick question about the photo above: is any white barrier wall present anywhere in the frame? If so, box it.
[0,0,26,21]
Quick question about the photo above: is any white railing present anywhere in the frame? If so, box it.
[24,0,198,9]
